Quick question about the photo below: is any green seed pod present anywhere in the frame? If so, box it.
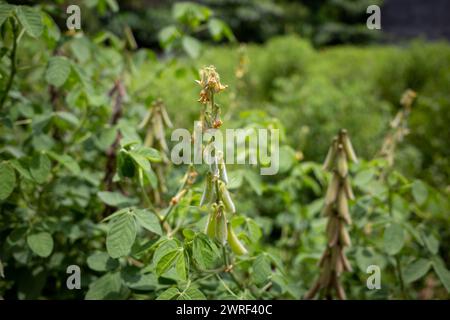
[210,155,219,177]
[325,172,340,205]
[227,223,248,255]
[205,211,216,238]
[341,130,358,163]
[343,177,355,200]
[337,188,351,225]
[219,181,236,214]
[200,172,215,206]
[215,208,228,245]
[217,151,228,184]
[323,138,337,171]
[336,146,348,177]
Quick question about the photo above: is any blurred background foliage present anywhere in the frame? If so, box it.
[0,0,449,300]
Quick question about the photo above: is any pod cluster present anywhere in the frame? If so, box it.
[139,99,173,200]
[305,129,358,300]
[197,66,248,256]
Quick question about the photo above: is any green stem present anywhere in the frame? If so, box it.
[387,171,407,299]
[0,22,19,110]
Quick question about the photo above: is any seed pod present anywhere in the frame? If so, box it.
[318,249,330,268]
[337,188,352,225]
[336,146,348,177]
[319,260,332,289]
[219,181,236,214]
[217,151,228,184]
[200,172,215,206]
[327,216,339,246]
[334,276,347,300]
[210,154,219,177]
[325,172,340,205]
[160,105,173,128]
[341,130,358,163]
[205,212,216,238]
[343,177,355,200]
[227,223,248,255]
[322,203,333,217]
[340,249,352,272]
[323,138,337,171]
[339,222,351,247]
[215,208,228,245]
[331,247,342,273]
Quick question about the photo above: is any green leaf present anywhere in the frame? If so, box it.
[431,256,450,293]
[45,56,71,87]
[128,150,151,172]
[244,170,263,196]
[97,191,137,207]
[47,151,80,175]
[156,249,181,276]
[156,287,180,300]
[178,287,206,300]
[354,169,375,187]
[117,150,135,178]
[423,233,439,255]
[29,153,51,184]
[383,223,405,255]
[0,162,16,201]
[87,252,119,272]
[85,272,123,300]
[182,36,201,58]
[176,251,187,281]
[106,213,137,258]
[404,259,431,283]
[411,180,428,205]
[54,111,79,127]
[0,4,14,27]
[246,218,262,242]
[252,254,272,286]
[27,232,54,258]
[158,26,179,48]
[16,5,43,38]
[134,209,162,235]
[193,234,220,270]
[134,146,161,162]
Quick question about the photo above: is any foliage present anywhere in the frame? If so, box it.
[0,2,449,301]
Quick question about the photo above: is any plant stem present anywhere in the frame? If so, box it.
[0,22,19,110]
[387,172,407,299]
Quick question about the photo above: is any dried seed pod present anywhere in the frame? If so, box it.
[327,216,339,246]
[215,207,228,245]
[227,223,248,255]
[325,172,340,205]
[322,203,333,217]
[339,222,351,247]
[337,188,352,225]
[340,249,352,272]
[336,146,348,177]
[160,105,173,128]
[343,177,355,200]
[341,130,358,163]
[323,138,337,171]
[200,172,215,206]
[219,181,236,214]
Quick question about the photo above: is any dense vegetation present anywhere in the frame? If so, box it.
[0,2,449,300]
